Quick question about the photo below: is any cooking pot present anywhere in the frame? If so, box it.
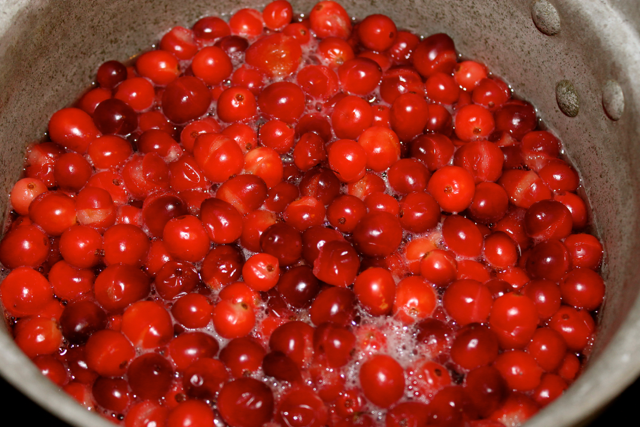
[1,0,639,426]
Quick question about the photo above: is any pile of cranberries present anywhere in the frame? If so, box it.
[0,1,606,426]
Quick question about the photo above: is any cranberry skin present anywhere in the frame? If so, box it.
[499,169,552,209]
[219,337,266,378]
[327,194,366,233]
[94,264,151,313]
[526,239,571,281]
[299,167,342,205]
[427,165,476,213]
[85,329,135,377]
[356,14,396,51]
[495,101,537,141]
[60,300,107,344]
[200,198,243,244]
[443,279,492,326]
[217,378,274,427]
[494,350,543,392]
[522,279,562,320]
[442,214,483,259]
[141,192,188,238]
[127,353,174,400]
[296,65,339,101]
[260,223,302,266]
[154,260,198,299]
[360,354,405,408]
[229,8,263,36]
[564,233,603,270]
[526,327,567,372]
[393,276,437,324]
[122,300,173,349]
[258,81,305,124]
[352,212,403,257]
[215,34,250,56]
[48,108,101,153]
[10,178,48,216]
[489,293,539,349]
[472,77,511,111]
[328,139,367,183]
[103,224,150,267]
[451,323,499,370]
[420,249,457,288]
[217,175,268,215]
[388,30,419,64]
[390,93,429,141]
[162,76,212,124]
[93,98,138,136]
[92,376,131,413]
[53,152,92,191]
[559,268,605,311]
[172,293,212,328]
[275,265,319,309]
[380,67,424,104]
[97,60,127,89]
[357,126,401,173]
[309,286,356,327]
[464,366,508,418]
[163,215,210,262]
[263,350,302,382]
[353,267,396,316]
[276,387,328,427]
[412,33,457,78]
[454,104,495,142]
[201,245,244,290]
[193,15,230,40]
[469,182,509,224]
[0,267,53,317]
[0,225,50,270]
[524,200,573,242]
[29,191,77,236]
[167,332,220,371]
[539,159,579,192]
[125,401,169,427]
[331,95,374,140]
[312,240,360,288]
[338,58,382,95]
[453,140,504,183]
[483,231,519,270]
[309,1,352,39]
[167,400,215,427]
[245,33,302,79]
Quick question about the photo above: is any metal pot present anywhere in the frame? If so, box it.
[0,0,639,426]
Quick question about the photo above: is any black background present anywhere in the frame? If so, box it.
[0,372,635,425]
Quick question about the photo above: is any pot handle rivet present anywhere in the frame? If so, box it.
[531,0,561,36]
[556,80,579,117]
[602,80,624,121]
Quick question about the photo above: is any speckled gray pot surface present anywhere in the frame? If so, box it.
[1,1,639,426]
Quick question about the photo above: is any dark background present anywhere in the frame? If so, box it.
[0,373,635,425]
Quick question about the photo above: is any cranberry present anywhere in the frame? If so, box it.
[450,323,498,370]
[412,33,457,77]
[162,76,212,124]
[309,1,352,39]
[96,60,127,89]
[0,225,51,270]
[489,293,538,349]
[443,279,492,325]
[331,95,374,140]
[360,354,405,408]
[393,276,437,324]
[229,8,264,37]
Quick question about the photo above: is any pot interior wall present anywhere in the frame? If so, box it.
[1,1,639,426]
